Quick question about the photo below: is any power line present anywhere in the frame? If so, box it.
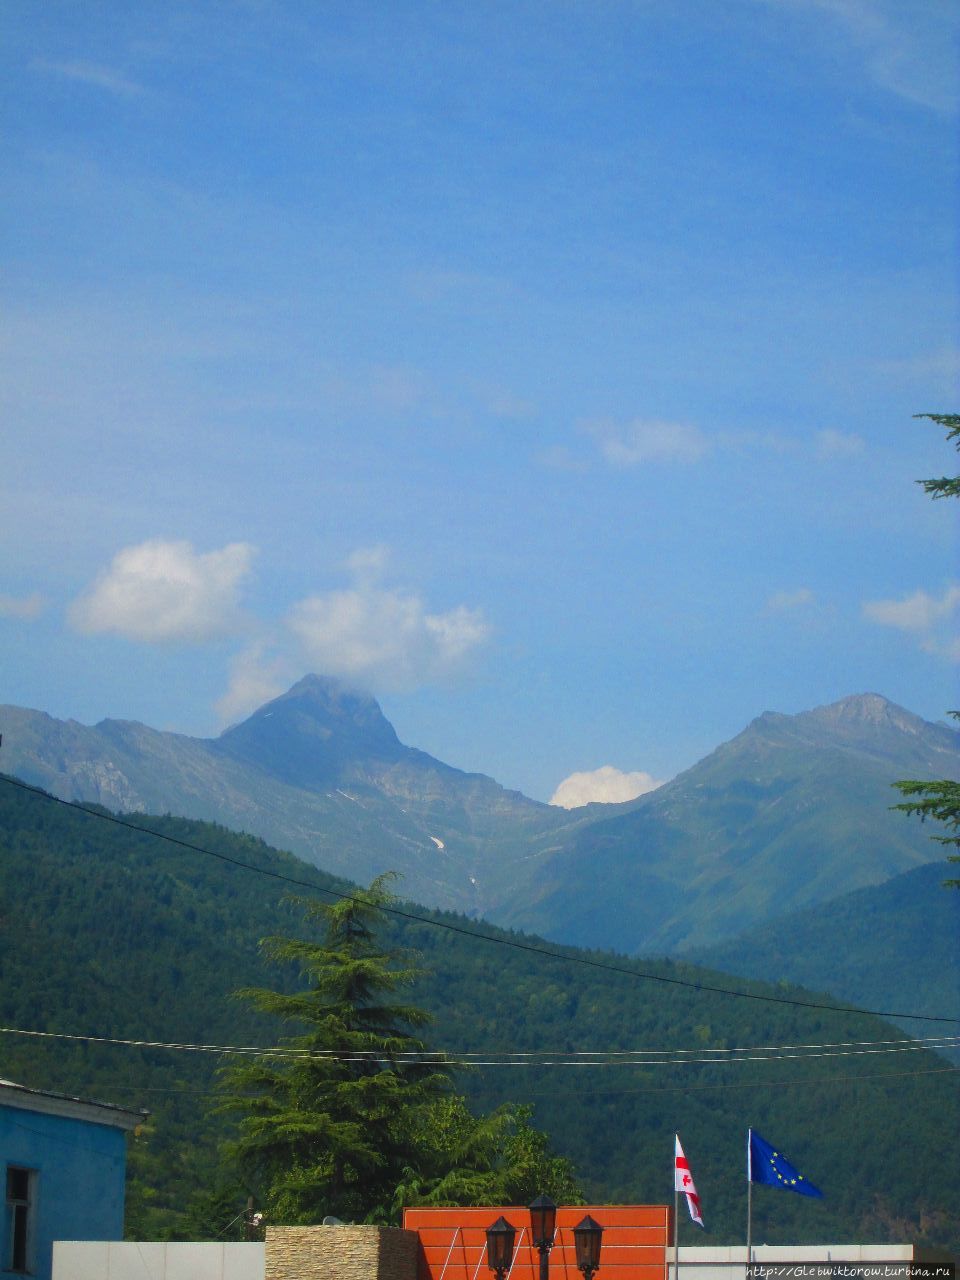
[43,1064,960,1103]
[432,1032,960,1059]
[2,771,958,1026]
[509,1064,960,1099]
[2,1023,958,1069]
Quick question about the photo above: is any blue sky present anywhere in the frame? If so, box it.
[2,0,958,803]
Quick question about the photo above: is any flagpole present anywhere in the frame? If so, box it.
[674,1134,680,1280]
[746,1129,753,1280]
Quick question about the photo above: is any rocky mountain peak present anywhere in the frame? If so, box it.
[214,674,402,785]
[273,674,398,737]
[735,691,960,776]
[814,692,919,728]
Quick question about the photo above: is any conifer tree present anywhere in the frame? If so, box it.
[219,876,452,1223]
[892,413,960,886]
[912,412,960,499]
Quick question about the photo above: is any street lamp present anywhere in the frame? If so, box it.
[573,1215,603,1280]
[485,1216,518,1280]
[529,1195,557,1280]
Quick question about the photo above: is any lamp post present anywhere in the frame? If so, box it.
[529,1195,557,1280]
[488,1198,603,1280]
[485,1216,518,1280]
[573,1215,603,1280]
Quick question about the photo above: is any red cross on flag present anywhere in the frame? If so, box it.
[674,1135,705,1228]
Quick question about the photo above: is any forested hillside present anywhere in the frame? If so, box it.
[0,774,956,1246]
[688,861,960,1055]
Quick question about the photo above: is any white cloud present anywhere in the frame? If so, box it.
[215,642,292,726]
[766,587,816,611]
[345,544,391,579]
[0,592,45,621]
[207,548,491,722]
[757,0,959,113]
[582,419,709,467]
[549,765,665,809]
[70,539,254,643]
[537,444,590,472]
[32,59,148,98]
[863,585,960,632]
[816,429,865,459]
[287,588,488,690]
[280,552,490,691]
[863,584,960,661]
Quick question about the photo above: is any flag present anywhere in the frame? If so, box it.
[748,1129,823,1198]
[675,1134,705,1227]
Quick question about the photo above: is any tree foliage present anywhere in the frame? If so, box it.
[1,778,957,1245]
[217,876,582,1225]
[913,412,960,499]
[218,876,453,1223]
[893,414,960,885]
[893,750,960,887]
[392,1097,582,1213]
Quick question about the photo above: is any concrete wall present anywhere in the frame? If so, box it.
[52,1236,956,1280]
[265,1226,418,1280]
[1,1102,129,1280]
[53,1241,266,1280]
[675,1244,956,1280]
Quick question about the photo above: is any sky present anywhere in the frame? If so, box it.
[2,0,958,804]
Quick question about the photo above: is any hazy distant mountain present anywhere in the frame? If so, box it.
[2,684,957,949]
[0,675,588,916]
[506,693,960,953]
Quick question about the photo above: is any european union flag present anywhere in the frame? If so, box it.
[748,1130,823,1198]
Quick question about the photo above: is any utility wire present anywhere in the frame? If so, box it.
[49,1063,960,1102]
[510,1063,960,1099]
[2,772,958,1026]
[2,1024,958,1068]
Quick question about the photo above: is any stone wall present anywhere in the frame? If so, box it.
[266,1225,419,1280]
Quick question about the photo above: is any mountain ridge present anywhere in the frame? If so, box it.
[1,684,957,951]
[504,691,960,952]
[0,676,582,919]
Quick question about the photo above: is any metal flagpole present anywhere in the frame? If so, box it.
[746,1129,753,1280]
[674,1135,680,1280]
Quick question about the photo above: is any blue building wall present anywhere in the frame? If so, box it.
[1,1101,128,1280]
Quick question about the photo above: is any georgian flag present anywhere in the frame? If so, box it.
[675,1135,705,1228]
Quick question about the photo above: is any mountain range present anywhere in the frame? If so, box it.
[0,676,586,920]
[1,679,957,959]
[1,679,958,1242]
[509,691,960,953]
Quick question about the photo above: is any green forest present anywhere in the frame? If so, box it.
[0,774,956,1246]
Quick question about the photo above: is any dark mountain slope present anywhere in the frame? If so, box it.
[0,773,957,1246]
[687,859,960,1055]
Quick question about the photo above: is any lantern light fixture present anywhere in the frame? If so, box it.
[528,1195,557,1253]
[573,1215,604,1280]
[485,1216,518,1280]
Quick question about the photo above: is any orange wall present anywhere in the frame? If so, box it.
[403,1205,672,1280]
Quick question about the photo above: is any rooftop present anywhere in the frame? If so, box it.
[0,1077,147,1131]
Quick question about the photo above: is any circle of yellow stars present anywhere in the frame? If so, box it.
[769,1152,804,1187]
